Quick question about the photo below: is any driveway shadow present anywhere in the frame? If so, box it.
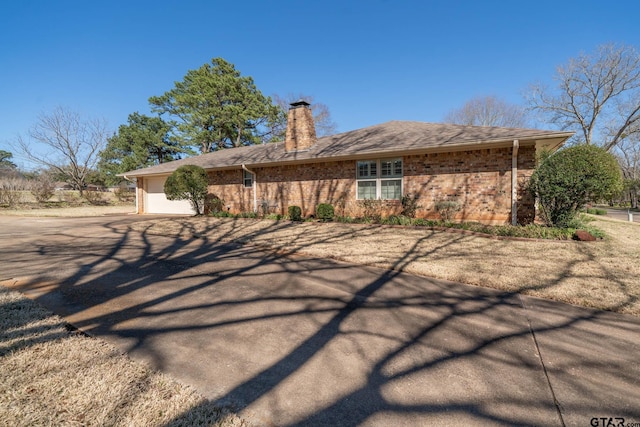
[1,215,639,426]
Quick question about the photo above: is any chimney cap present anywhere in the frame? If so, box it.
[289,99,311,109]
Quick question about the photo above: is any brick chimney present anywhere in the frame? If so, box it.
[285,100,317,152]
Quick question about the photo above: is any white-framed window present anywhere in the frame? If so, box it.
[243,170,253,188]
[356,158,402,200]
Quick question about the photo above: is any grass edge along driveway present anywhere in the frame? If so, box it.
[130,215,640,317]
[0,286,248,427]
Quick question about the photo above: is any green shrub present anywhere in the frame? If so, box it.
[164,165,208,215]
[335,216,356,223]
[528,145,622,228]
[238,211,258,218]
[316,203,334,221]
[584,207,606,215]
[206,195,225,213]
[288,205,302,221]
[383,215,413,226]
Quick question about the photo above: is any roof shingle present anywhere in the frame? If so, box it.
[120,121,573,177]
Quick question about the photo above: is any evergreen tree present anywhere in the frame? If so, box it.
[99,113,192,185]
[149,57,280,153]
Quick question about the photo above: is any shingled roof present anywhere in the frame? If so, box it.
[120,121,573,177]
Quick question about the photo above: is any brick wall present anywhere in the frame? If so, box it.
[285,103,317,152]
[206,144,537,224]
[136,177,145,214]
[515,145,536,223]
[207,161,355,217]
[404,146,536,223]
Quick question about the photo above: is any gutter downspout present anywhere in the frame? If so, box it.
[511,139,519,226]
[123,175,138,214]
[242,164,257,213]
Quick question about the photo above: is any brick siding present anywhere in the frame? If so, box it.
[206,144,537,224]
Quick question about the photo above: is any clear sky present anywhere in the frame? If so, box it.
[2,0,640,169]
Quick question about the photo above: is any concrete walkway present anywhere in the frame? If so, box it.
[1,216,639,426]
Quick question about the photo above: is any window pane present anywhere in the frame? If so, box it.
[381,179,401,200]
[357,181,377,199]
[394,159,402,176]
[381,158,402,177]
[243,170,252,188]
[381,160,392,177]
[357,162,368,178]
[357,161,377,179]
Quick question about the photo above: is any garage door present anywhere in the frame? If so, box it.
[144,176,195,215]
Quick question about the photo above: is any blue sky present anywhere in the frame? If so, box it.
[2,0,640,169]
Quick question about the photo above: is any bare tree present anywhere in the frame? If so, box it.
[615,136,640,208]
[272,94,338,138]
[527,43,640,150]
[15,107,108,196]
[443,95,528,128]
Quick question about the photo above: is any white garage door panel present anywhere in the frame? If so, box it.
[145,176,195,215]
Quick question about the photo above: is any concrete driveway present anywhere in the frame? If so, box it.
[1,215,639,426]
[604,207,639,223]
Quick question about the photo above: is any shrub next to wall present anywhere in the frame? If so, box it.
[316,203,334,221]
[528,145,622,228]
[206,146,538,224]
[288,205,302,221]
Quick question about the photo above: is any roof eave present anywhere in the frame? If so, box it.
[118,131,575,177]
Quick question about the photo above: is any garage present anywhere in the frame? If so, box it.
[143,176,195,215]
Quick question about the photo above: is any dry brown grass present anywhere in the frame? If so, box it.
[130,215,640,316]
[0,204,135,217]
[0,287,247,427]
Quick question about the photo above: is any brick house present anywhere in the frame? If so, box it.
[121,101,572,224]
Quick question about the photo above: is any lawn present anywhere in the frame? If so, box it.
[130,215,640,316]
[2,209,638,426]
[0,287,246,426]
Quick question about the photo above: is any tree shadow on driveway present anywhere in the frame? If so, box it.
[1,216,639,426]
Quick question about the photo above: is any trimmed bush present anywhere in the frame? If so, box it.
[528,145,623,228]
[316,203,334,221]
[164,165,208,215]
[288,205,302,221]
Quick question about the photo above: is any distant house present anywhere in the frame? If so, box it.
[107,181,136,193]
[54,182,73,191]
[121,101,572,224]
